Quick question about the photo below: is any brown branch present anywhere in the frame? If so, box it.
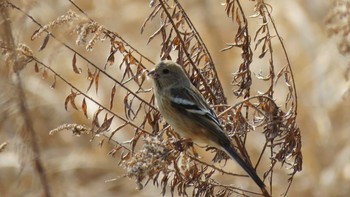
[185,152,248,178]
[7,1,157,112]
[263,3,298,112]
[68,0,155,67]
[158,0,220,104]
[173,0,227,104]
[32,57,152,135]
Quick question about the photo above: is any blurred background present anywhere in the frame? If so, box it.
[1,0,349,196]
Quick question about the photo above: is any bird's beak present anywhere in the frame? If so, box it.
[147,69,158,79]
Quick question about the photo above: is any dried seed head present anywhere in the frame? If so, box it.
[123,136,175,189]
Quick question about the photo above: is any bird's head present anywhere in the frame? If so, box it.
[148,61,190,90]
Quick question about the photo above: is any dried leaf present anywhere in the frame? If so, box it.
[42,69,48,79]
[103,113,108,122]
[235,8,241,25]
[147,24,164,44]
[119,42,126,53]
[87,67,95,80]
[275,65,287,85]
[92,108,103,128]
[110,84,116,109]
[108,146,122,157]
[172,37,180,50]
[86,68,95,92]
[254,36,267,51]
[50,75,57,89]
[34,62,39,72]
[135,65,147,86]
[64,95,70,111]
[108,122,128,142]
[130,132,142,153]
[70,93,78,110]
[121,152,131,161]
[161,174,168,195]
[254,25,266,41]
[31,28,40,40]
[64,91,78,110]
[124,94,130,119]
[95,70,100,94]
[106,49,115,67]
[96,116,114,134]
[129,53,136,65]
[141,3,162,33]
[121,64,133,83]
[39,33,50,51]
[72,53,81,74]
[258,48,269,59]
[225,1,235,17]
[82,98,88,118]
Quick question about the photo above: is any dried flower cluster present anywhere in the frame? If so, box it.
[31,10,79,40]
[0,40,33,72]
[326,0,350,96]
[30,9,107,51]
[326,0,350,56]
[123,136,176,190]
[49,123,91,136]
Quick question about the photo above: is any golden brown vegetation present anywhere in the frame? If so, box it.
[0,0,349,197]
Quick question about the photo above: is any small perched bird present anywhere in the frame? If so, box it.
[148,61,267,194]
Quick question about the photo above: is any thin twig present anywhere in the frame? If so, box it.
[32,57,152,135]
[158,0,219,104]
[263,3,298,112]
[185,152,248,178]
[8,1,158,112]
[68,0,155,66]
[174,0,227,104]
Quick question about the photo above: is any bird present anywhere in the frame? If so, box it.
[147,61,268,195]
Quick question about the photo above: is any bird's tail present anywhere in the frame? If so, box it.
[222,144,269,196]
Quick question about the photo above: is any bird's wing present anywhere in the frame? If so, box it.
[169,86,225,140]
[169,86,266,191]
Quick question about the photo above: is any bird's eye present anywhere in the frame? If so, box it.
[162,68,169,74]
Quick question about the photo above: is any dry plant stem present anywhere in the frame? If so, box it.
[172,0,226,104]
[15,73,52,197]
[264,3,298,112]
[68,0,155,66]
[259,3,299,196]
[8,2,157,112]
[158,0,225,105]
[217,95,276,118]
[0,0,301,196]
[32,57,152,135]
[257,4,275,195]
[185,152,247,177]
[173,156,263,197]
[258,9,276,193]
[0,2,51,197]
[208,182,264,197]
[228,6,254,173]
[225,2,260,187]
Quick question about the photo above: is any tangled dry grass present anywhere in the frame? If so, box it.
[0,0,349,197]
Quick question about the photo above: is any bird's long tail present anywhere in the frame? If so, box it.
[221,143,269,196]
